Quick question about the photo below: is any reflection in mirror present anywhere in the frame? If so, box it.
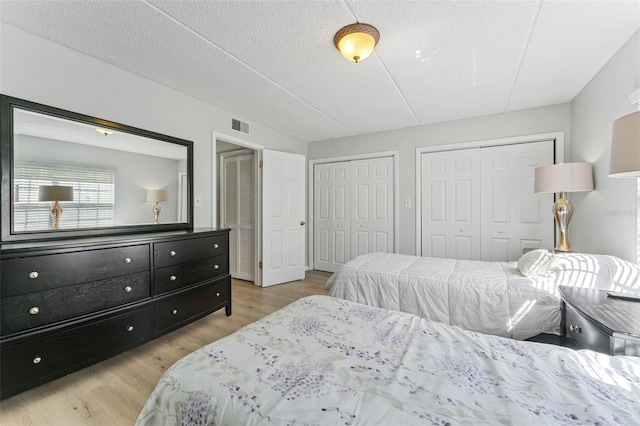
[13,108,188,232]
[1,95,193,242]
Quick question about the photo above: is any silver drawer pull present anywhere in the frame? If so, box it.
[213,264,219,270]
[569,325,582,333]
[33,357,42,364]
[28,271,39,279]
[170,275,177,281]
[124,257,132,264]
[216,292,220,297]
[213,243,219,249]
[172,309,178,315]
[29,307,40,315]
[124,286,133,293]
[127,326,134,332]
[169,250,176,257]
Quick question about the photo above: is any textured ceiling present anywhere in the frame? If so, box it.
[2,1,639,143]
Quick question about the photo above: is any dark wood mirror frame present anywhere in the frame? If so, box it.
[0,95,194,243]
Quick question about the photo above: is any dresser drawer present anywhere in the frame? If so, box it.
[154,254,228,295]
[0,305,154,399]
[565,303,611,354]
[154,234,227,268]
[1,272,150,336]
[1,245,149,297]
[154,279,229,333]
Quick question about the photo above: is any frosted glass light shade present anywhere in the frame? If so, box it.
[146,189,168,202]
[609,111,640,177]
[334,23,379,63]
[534,162,594,194]
[38,185,74,202]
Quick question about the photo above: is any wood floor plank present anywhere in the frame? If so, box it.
[0,271,331,425]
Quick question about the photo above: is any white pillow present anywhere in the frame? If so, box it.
[517,249,554,277]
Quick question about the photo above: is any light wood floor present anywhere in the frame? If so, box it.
[0,270,331,425]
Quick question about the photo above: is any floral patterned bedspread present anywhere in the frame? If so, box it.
[137,295,640,426]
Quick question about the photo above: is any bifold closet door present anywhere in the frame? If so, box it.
[480,141,554,261]
[421,149,481,260]
[350,157,394,259]
[314,157,394,272]
[223,154,255,282]
[421,141,555,262]
[314,162,350,273]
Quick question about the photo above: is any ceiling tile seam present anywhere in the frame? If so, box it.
[341,0,358,21]
[341,0,420,126]
[502,0,544,113]
[142,0,357,138]
[374,53,421,126]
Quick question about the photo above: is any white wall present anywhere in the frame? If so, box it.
[308,104,572,256]
[571,30,640,263]
[0,24,306,229]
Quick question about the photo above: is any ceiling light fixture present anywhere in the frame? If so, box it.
[96,127,113,136]
[334,23,379,63]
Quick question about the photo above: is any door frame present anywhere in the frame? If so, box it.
[308,150,400,271]
[212,131,263,286]
[414,131,565,256]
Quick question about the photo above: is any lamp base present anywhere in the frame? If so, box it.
[153,202,161,225]
[51,201,63,230]
[553,192,574,252]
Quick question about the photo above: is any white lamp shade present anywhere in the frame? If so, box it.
[146,189,168,202]
[38,185,74,202]
[609,111,640,177]
[534,162,594,194]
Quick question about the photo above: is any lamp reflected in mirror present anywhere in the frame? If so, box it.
[146,189,168,224]
[38,185,74,230]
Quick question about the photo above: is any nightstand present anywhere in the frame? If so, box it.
[559,286,640,356]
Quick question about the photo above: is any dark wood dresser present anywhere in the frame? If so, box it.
[0,228,230,399]
[560,285,640,356]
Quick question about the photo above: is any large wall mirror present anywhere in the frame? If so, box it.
[1,95,193,242]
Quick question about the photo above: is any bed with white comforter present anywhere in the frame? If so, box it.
[137,295,640,425]
[326,251,640,340]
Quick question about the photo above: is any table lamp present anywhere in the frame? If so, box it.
[146,189,168,224]
[38,185,74,229]
[534,162,594,252]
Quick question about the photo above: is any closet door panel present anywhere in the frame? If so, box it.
[350,157,394,259]
[222,154,255,282]
[421,149,481,260]
[313,162,350,272]
[427,235,447,258]
[334,229,348,264]
[223,158,239,276]
[480,141,554,261]
[237,156,255,281]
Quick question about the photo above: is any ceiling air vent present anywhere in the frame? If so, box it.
[231,118,250,134]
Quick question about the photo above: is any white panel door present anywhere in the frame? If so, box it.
[480,141,554,261]
[262,149,306,287]
[313,161,350,273]
[351,157,395,258]
[421,149,481,259]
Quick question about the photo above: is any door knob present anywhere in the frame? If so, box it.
[300,221,306,226]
